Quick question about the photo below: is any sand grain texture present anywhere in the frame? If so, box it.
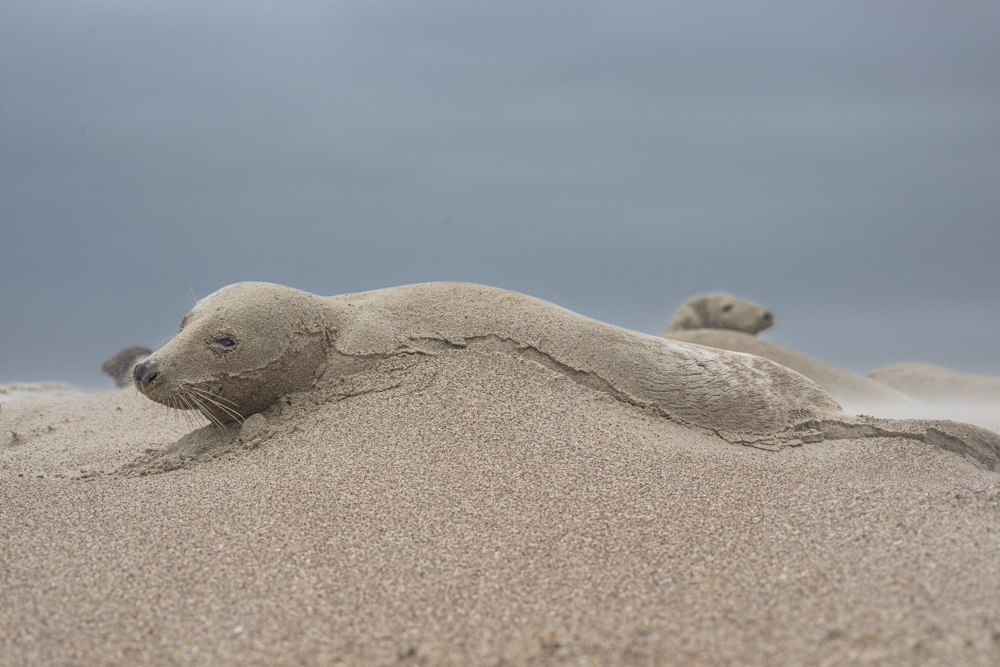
[3,348,1000,666]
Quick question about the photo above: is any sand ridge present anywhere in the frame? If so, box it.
[3,348,1000,665]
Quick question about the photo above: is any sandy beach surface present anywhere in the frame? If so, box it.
[0,382,88,403]
[2,348,999,666]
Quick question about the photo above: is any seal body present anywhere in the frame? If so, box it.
[663,293,774,335]
[134,282,841,437]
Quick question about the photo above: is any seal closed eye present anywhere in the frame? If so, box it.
[212,334,238,352]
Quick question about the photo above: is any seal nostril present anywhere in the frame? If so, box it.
[133,360,161,386]
[762,311,773,321]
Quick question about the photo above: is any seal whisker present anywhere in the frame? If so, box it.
[185,385,241,415]
[187,386,241,408]
[186,385,246,424]
[184,391,225,429]
[169,398,187,428]
[179,394,208,428]
[175,394,198,428]
[177,394,198,426]
[197,394,246,425]
[184,392,220,428]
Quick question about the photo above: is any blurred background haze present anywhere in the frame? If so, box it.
[1,0,998,389]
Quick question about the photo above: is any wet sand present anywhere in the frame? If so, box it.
[2,348,999,665]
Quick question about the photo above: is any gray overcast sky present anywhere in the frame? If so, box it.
[1,0,998,389]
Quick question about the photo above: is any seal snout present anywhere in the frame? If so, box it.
[761,311,773,323]
[133,359,160,388]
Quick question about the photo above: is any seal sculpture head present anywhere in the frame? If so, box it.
[133,282,332,424]
[663,292,774,335]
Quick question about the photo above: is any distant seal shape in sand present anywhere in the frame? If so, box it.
[133,282,1000,468]
[663,293,774,335]
[102,346,153,388]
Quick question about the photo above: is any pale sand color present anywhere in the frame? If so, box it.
[866,364,1000,434]
[868,363,1000,403]
[0,389,194,478]
[0,382,87,403]
[3,348,1000,666]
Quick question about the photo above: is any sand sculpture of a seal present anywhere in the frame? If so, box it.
[133,282,1000,468]
[663,293,774,335]
[133,282,832,437]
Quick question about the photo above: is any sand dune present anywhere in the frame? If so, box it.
[2,347,999,665]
